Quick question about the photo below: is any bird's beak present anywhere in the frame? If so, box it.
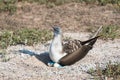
[52,27,55,30]
[50,27,54,31]
[52,27,56,31]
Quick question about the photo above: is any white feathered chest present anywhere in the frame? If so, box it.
[49,35,67,62]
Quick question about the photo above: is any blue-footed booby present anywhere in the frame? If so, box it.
[49,27,67,67]
[59,36,100,66]
[48,26,102,67]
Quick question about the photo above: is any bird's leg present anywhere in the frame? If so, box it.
[53,63,63,68]
[47,61,63,68]
[47,60,55,67]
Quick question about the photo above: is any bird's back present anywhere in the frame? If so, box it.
[63,39,82,54]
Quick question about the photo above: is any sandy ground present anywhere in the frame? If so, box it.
[0,32,120,80]
[0,2,120,80]
[0,2,120,31]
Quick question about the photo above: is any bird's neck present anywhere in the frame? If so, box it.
[53,34,62,44]
[53,34,62,42]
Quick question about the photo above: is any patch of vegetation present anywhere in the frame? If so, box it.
[0,28,52,49]
[0,49,10,62]
[0,0,17,14]
[1,54,10,62]
[79,0,120,5]
[87,25,120,40]
[97,0,120,6]
[88,62,120,80]
[25,0,120,6]
[99,25,120,40]
[0,0,120,13]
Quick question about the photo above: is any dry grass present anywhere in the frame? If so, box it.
[0,0,120,14]
[88,62,120,80]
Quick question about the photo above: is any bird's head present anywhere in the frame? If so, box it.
[52,26,62,36]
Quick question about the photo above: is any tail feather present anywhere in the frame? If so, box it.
[88,36,100,46]
[81,36,100,45]
[91,26,103,38]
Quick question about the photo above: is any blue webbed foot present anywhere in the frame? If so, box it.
[47,61,63,68]
[54,63,63,68]
[47,61,55,67]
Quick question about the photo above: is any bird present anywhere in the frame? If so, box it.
[59,36,99,66]
[48,26,102,67]
[63,26,103,54]
[49,27,67,65]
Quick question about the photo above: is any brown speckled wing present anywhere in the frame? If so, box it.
[59,36,100,66]
[63,39,82,54]
[62,36,100,54]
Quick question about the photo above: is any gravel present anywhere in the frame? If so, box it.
[0,32,120,80]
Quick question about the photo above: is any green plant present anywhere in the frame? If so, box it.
[0,28,52,49]
[88,62,120,80]
[98,0,120,6]
[0,49,10,62]
[83,0,97,4]
[0,0,120,13]
[0,31,13,49]
[99,25,120,40]
[1,55,10,62]
[46,2,56,8]
[103,62,120,78]
[0,0,17,14]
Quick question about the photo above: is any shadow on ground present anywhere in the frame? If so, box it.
[19,49,51,66]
